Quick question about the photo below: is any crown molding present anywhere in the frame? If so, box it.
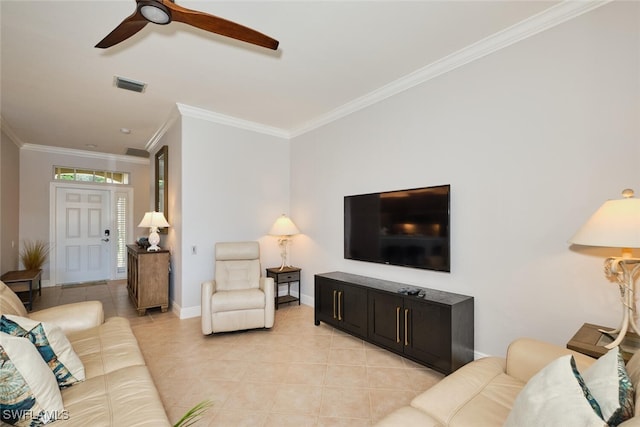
[21,143,150,165]
[176,103,290,139]
[145,105,181,153]
[289,0,612,138]
[0,116,26,148]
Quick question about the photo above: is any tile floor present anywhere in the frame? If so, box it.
[32,281,444,426]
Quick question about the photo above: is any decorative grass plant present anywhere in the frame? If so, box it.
[20,239,51,270]
[173,400,213,427]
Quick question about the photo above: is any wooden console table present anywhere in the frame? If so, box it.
[1,269,42,311]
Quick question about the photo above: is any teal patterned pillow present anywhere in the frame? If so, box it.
[0,316,83,388]
[0,332,65,426]
[583,346,635,426]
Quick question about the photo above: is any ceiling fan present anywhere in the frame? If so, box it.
[95,0,279,50]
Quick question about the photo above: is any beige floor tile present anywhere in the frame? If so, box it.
[367,367,412,389]
[329,347,367,365]
[208,409,268,427]
[271,384,322,415]
[35,281,445,426]
[283,363,327,386]
[369,389,417,423]
[320,386,371,419]
[325,364,368,388]
[316,417,372,427]
[222,382,279,411]
[265,413,318,427]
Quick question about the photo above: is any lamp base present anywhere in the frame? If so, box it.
[600,257,640,349]
[147,229,161,252]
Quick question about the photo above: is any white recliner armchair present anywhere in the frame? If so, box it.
[201,241,275,335]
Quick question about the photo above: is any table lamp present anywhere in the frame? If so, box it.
[138,211,170,252]
[269,214,300,271]
[569,189,640,348]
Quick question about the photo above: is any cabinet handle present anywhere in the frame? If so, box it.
[338,291,343,321]
[333,290,337,319]
[396,307,401,343]
[404,309,409,346]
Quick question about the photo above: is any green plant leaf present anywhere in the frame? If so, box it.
[173,400,213,427]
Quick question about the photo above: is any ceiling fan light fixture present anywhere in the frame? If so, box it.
[139,1,171,25]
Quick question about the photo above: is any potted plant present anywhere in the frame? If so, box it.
[20,239,51,271]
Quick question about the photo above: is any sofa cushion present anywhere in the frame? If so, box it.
[66,317,145,379]
[411,356,520,426]
[0,281,28,318]
[211,288,265,312]
[56,365,171,426]
[504,355,605,427]
[375,406,442,426]
[583,346,635,426]
[1,315,85,388]
[0,332,65,426]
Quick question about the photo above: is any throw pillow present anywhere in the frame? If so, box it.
[0,332,65,426]
[0,315,85,387]
[583,346,635,426]
[504,354,606,427]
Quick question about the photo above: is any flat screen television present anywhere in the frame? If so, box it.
[344,185,450,272]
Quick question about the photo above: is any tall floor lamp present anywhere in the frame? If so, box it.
[269,214,300,271]
[569,189,640,348]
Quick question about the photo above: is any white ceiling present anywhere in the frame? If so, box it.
[1,0,579,157]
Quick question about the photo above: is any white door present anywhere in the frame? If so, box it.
[55,188,111,284]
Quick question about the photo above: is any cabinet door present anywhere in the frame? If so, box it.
[368,291,404,352]
[339,283,367,338]
[405,299,452,373]
[314,277,367,338]
[315,277,340,327]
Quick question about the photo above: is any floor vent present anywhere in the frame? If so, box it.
[114,76,147,93]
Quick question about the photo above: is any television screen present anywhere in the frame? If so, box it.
[344,185,450,272]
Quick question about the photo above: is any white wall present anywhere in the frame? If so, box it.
[148,113,183,307]
[290,1,640,357]
[19,147,151,283]
[177,114,290,315]
[0,130,20,273]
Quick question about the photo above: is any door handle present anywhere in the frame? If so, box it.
[337,291,343,321]
[333,290,337,319]
[101,238,110,242]
[396,307,400,343]
[404,308,409,346]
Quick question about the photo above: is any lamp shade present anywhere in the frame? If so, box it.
[269,214,299,236]
[138,211,170,229]
[569,189,640,248]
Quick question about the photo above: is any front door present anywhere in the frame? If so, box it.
[55,188,111,284]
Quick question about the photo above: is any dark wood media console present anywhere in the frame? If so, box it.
[314,271,474,374]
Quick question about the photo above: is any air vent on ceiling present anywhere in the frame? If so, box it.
[125,148,150,158]
[114,76,147,93]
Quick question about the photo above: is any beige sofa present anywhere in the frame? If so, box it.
[0,280,170,426]
[376,338,640,426]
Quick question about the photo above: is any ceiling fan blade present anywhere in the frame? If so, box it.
[164,0,279,50]
[95,9,148,49]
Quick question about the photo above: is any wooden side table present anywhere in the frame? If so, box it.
[266,267,301,309]
[567,322,640,362]
[1,269,42,311]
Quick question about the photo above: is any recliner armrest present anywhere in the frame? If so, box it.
[260,276,275,328]
[201,280,216,335]
[29,301,104,335]
[505,337,596,383]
